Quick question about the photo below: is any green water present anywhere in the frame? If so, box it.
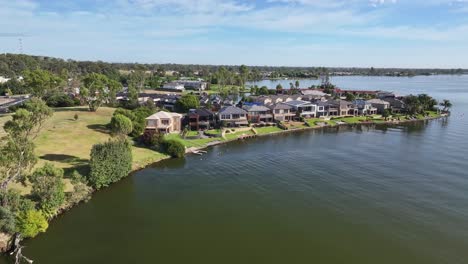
[2,75,468,264]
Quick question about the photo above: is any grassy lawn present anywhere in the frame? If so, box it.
[205,129,222,135]
[186,130,199,137]
[332,116,368,124]
[165,133,223,148]
[5,106,168,194]
[224,130,255,140]
[305,118,338,127]
[255,126,283,135]
[0,113,12,137]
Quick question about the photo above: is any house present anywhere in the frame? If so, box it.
[175,80,207,91]
[188,108,216,130]
[339,100,359,116]
[243,104,274,123]
[145,111,183,134]
[377,91,396,99]
[269,103,295,122]
[353,99,378,115]
[283,100,317,118]
[301,89,328,97]
[253,96,273,106]
[383,98,405,113]
[218,106,249,127]
[367,99,391,114]
[163,82,185,91]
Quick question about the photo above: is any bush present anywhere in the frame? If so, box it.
[30,163,66,218]
[0,207,16,234]
[141,130,164,149]
[110,114,133,136]
[89,139,133,189]
[45,93,76,107]
[163,140,185,158]
[113,107,155,137]
[16,210,48,238]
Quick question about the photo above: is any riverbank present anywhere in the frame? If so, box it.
[0,109,446,254]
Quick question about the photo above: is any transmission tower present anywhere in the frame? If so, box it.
[18,38,23,54]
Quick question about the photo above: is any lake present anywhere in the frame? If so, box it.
[2,75,468,264]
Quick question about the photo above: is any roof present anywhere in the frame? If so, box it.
[301,90,327,96]
[218,106,247,115]
[146,111,182,120]
[189,108,214,116]
[283,100,314,107]
[367,99,390,105]
[244,105,271,112]
[268,103,293,110]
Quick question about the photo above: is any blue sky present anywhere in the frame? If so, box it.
[1,0,468,68]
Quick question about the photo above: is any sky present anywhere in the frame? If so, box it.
[1,0,468,68]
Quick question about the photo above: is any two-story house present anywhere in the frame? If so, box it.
[145,111,183,134]
[283,100,317,118]
[188,108,216,130]
[243,105,274,123]
[269,103,295,122]
[367,99,391,114]
[218,106,249,127]
[353,99,378,115]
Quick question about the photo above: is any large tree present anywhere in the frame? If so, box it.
[0,98,52,204]
[239,65,249,91]
[80,73,119,112]
[23,69,64,98]
[175,94,200,113]
[30,163,66,218]
[440,99,452,112]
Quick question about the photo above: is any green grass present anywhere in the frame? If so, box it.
[305,118,338,127]
[165,133,223,148]
[186,130,199,137]
[224,130,255,140]
[332,116,368,124]
[255,126,283,135]
[0,113,12,137]
[5,106,168,195]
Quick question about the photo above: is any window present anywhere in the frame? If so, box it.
[161,119,170,125]
[221,114,230,120]
[275,110,280,114]
[232,114,240,119]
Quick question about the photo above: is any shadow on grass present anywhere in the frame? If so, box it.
[40,154,90,178]
[53,107,90,112]
[87,124,110,134]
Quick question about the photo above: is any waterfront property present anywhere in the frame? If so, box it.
[269,103,296,121]
[383,98,406,113]
[353,99,378,115]
[188,108,216,130]
[145,111,183,133]
[283,100,317,118]
[367,99,391,114]
[243,104,274,123]
[218,106,249,127]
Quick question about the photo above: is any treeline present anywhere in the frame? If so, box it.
[1,53,466,81]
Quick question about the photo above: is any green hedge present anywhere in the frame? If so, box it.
[89,139,133,189]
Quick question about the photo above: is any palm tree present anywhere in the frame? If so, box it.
[440,99,452,112]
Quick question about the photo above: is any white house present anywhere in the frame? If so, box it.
[163,82,185,91]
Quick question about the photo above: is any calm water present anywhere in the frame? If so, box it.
[2,76,468,264]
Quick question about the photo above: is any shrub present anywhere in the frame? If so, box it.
[110,114,133,136]
[0,207,16,234]
[89,139,133,189]
[74,113,79,121]
[141,130,164,149]
[45,93,76,107]
[16,210,48,238]
[30,163,66,218]
[163,140,185,158]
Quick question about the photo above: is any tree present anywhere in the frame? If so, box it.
[276,84,283,94]
[382,108,392,120]
[80,73,111,112]
[89,139,132,189]
[403,95,420,115]
[0,98,52,201]
[23,69,64,98]
[175,94,200,113]
[345,93,356,102]
[110,114,133,136]
[30,163,65,218]
[16,210,48,238]
[163,140,185,158]
[295,80,300,89]
[418,94,437,111]
[440,99,452,112]
[239,65,249,91]
[0,206,16,234]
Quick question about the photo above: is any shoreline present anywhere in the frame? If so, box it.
[0,114,447,253]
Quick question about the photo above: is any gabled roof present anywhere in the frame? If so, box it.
[189,108,214,117]
[244,105,271,112]
[367,99,390,105]
[283,100,314,107]
[268,103,292,110]
[146,111,182,120]
[218,106,247,115]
